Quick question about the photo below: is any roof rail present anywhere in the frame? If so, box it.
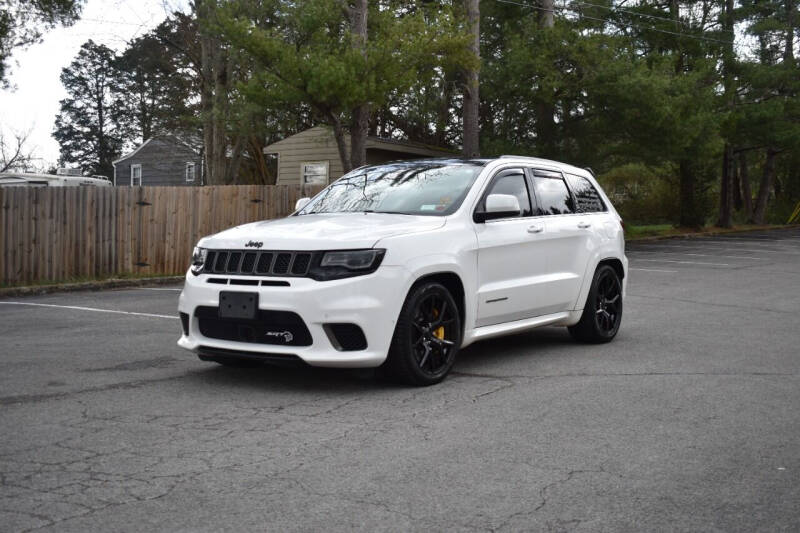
[584,167,596,177]
[499,154,539,159]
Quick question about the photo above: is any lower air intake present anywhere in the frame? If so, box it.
[325,323,368,351]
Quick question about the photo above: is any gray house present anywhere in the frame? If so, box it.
[112,135,202,187]
[263,126,455,186]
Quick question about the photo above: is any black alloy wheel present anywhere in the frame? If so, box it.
[568,264,623,343]
[594,268,622,335]
[383,282,462,386]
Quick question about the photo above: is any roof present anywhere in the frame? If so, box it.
[113,134,201,166]
[262,126,455,158]
[0,172,111,186]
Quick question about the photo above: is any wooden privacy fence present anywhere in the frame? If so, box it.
[0,184,324,286]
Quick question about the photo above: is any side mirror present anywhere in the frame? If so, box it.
[294,197,311,211]
[474,194,521,222]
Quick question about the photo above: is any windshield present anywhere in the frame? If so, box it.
[297,161,484,216]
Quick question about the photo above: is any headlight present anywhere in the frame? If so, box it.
[190,246,207,275]
[309,249,385,281]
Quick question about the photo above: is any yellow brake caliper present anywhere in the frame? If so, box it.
[432,308,445,340]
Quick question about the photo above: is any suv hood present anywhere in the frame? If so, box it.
[199,213,446,250]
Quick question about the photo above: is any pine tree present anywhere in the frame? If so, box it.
[52,40,125,177]
[215,0,472,174]
[116,23,196,144]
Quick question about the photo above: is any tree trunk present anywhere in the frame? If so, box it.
[679,161,702,228]
[538,0,554,28]
[349,0,369,169]
[751,149,777,224]
[198,0,217,184]
[732,154,742,211]
[717,0,735,228]
[226,135,245,184]
[330,114,352,175]
[739,152,753,216]
[436,71,453,146]
[718,144,733,227]
[786,0,795,63]
[211,47,229,184]
[462,0,480,157]
[535,0,557,158]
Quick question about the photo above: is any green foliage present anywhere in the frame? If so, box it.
[52,40,124,177]
[0,0,82,84]
[41,0,798,221]
[115,17,199,143]
[599,163,680,224]
[214,0,472,135]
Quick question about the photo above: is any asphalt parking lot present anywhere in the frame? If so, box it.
[1,228,799,532]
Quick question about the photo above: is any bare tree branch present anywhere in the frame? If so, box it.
[0,127,35,172]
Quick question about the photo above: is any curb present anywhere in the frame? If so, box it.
[626,224,799,242]
[0,276,185,298]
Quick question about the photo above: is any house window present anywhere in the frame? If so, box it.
[130,164,142,186]
[185,162,196,183]
[301,161,329,185]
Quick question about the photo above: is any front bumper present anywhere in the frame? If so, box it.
[177,266,409,368]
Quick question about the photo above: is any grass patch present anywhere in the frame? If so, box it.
[625,223,792,241]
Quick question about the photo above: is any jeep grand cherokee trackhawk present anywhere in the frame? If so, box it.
[178,156,627,385]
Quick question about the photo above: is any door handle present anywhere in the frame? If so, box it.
[577,221,592,229]
[527,224,544,234]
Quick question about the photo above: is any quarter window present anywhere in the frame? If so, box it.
[481,169,532,217]
[565,174,606,213]
[532,174,574,215]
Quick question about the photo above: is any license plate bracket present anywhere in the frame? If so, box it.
[218,291,258,320]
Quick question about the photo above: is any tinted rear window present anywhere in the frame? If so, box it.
[566,174,606,213]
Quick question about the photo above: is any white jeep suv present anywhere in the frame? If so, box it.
[178,156,627,385]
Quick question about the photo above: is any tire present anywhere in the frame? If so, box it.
[382,281,462,386]
[568,264,623,343]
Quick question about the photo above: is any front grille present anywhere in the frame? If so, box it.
[195,306,312,346]
[203,249,313,277]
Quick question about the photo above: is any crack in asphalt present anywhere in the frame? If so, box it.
[0,375,516,531]
[452,370,798,381]
[0,374,191,406]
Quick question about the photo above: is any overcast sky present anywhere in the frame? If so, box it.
[0,0,189,168]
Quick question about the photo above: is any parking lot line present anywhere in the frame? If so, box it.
[632,258,731,266]
[137,287,183,292]
[0,301,177,320]
[629,268,678,273]
[628,250,763,260]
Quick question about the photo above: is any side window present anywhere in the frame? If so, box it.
[565,174,606,213]
[532,174,574,215]
[482,169,532,217]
